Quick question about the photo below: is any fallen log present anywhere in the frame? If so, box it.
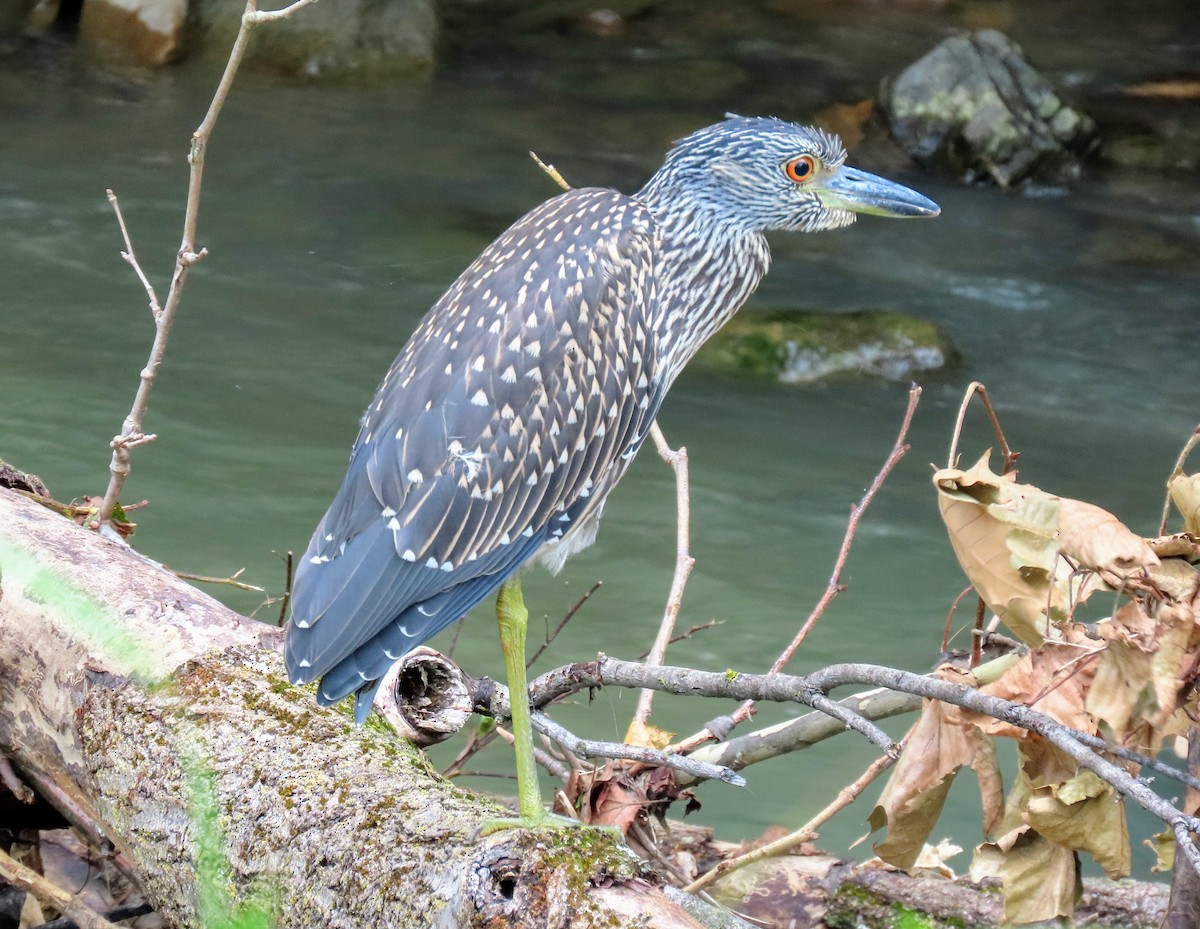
[0,487,730,929]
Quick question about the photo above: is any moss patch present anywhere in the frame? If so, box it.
[697,308,955,384]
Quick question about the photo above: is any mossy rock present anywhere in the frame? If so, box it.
[698,309,955,384]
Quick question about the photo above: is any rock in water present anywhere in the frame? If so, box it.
[880,29,1097,188]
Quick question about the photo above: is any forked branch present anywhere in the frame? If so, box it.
[96,0,319,538]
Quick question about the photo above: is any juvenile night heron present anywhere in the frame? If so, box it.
[286,115,938,829]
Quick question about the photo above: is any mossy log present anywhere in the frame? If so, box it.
[0,487,726,929]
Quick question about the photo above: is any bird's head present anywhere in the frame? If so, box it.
[643,115,940,234]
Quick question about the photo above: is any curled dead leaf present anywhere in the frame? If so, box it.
[1169,471,1200,535]
[1056,497,1159,577]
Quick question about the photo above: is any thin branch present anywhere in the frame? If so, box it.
[767,386,920,676]
[277,549,294,626]
[527,580,602,668]
[105,189,161,321]
[677,687,919,786]
[530,711,746,787]
[635,620,721,660]
[244,0,323,24]
[684,740,902,893]
[1159,424,1200,535]
[631,422,695,729]
[530,151,573,192]
[173,567,264,593]
[0,847,123,929]
[946,381,1019,473]
[96,0,316,535]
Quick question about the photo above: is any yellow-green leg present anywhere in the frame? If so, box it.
[476,576,581,836]
[475,576,548,833]
[472,573,628,844]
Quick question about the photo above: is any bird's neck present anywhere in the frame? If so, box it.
[635,180,772,385]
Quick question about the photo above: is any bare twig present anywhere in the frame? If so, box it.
[105,190,161,321]
[530,151,573,192]
[530,711,746,787]
[277,549,294,626]
[946,381,1019,473]
[527,580,602,668]
[0,847,122,929]
[1159,424,1200,535]
[684,740,902,893]
[96,0,317,537]
[631,422,695,730]
[635,620,721,660]
[173,567,264,593]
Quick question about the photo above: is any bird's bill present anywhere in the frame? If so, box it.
[816,166,941,218]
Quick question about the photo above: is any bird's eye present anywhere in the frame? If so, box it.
[784,155,816,184]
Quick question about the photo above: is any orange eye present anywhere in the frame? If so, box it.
[784,155,816,183]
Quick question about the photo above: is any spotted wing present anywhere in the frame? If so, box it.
[285,187,662,707]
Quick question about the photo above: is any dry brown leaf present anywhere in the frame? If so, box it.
[1017,738,1086,793]
[934,454,1158,645]
[1148,532,1200,561]
[870,678,986,867]
[934,454,1062,645]
[972,735,1006,837]
[995,830,1080,923]
[1150,602,1195,726]
[1169,471,1200,535]
[1056,497,1160,577]
[970,644,1098,740]
[624,719,674,750]
[1145,829,1175,873]
[1149,557,1200,604]
[1125,79,1200,99]
[1086,630,1152,741]
[814,99,874,149]
[1025,770,1130,879]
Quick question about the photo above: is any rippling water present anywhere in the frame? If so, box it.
[2,1,1198,876]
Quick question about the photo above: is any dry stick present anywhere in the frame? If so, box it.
[673,385,921,754]
[173,567,264,592]
[277,550,294,626]
[527,579,603,667]
[105,190,160,320]
[631,422,695,729]
[0,848,122,929]
[96,0,315,537]
[684,740,904,894]
[946,380,1019,473]
[1159,424,1200,535]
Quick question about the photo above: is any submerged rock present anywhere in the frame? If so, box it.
[698,310,954,384]
[78,0,185,66]
[880,29,1098,187]
[189,0,436,77]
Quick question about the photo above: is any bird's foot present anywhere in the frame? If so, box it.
[472,810,621,840]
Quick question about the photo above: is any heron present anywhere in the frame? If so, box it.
[285,115,939,831]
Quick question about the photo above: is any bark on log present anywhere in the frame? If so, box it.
[0,488,732,929]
